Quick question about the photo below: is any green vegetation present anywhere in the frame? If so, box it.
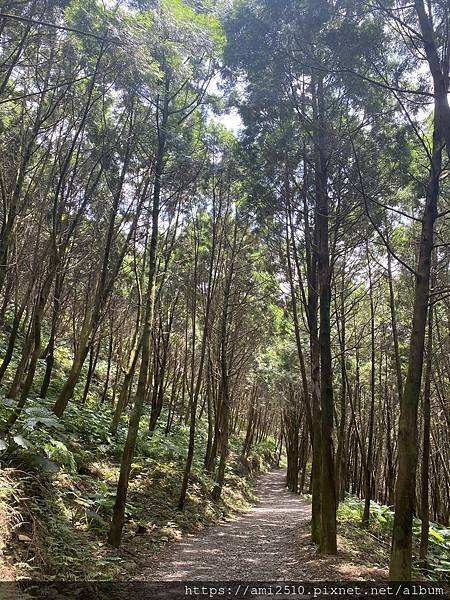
[0,0,449,583]
[337,498,450,582]
[0,394,277,580]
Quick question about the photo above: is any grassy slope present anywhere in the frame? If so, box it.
[0,399,279,580]
[337,496,450,581]
[0,329,448,582]
[295,494,450,582]
[0,328,279,580]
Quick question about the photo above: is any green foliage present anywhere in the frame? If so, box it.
[44,440,77,474]
[338,496,450,581]
[412,521,450,579]
[0,400,62,472]
[0,381,275,580]
[249,438,278,465]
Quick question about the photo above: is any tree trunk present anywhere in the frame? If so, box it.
[363,247,376,526]
[389,124,441,580]
[108,84,168,548]
[314,75,337,555]
[419,272,434,561]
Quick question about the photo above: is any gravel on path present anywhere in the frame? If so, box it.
[141,469,389,582]
[142,469,311,581]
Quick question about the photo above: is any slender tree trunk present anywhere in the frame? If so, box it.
[178,189,219,508]
[303,189,322,545]
[314,76,337,555]
[387,249,403,403]
[0,293,29,384]
[389,124,441,579]
[335,263,347,504]
[81,343,98,404]
[101,328,114,405]
[108,85,168,548]
[363,247,376,526]
[211,223,237,503]
[419,273,434,561]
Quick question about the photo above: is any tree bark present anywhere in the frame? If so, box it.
[419,268,434,561]
[314,75,337,555]
[108,83,168,548]
[389,124,441,580]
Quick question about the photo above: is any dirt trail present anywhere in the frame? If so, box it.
[143,469,309,580]
[142,469,388,581]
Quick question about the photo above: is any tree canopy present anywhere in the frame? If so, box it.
[0,0,448,584]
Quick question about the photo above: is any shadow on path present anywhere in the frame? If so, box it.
[142,469,311,581]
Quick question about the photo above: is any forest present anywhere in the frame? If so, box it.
[0,0,449,591]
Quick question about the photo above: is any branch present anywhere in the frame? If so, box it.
[349,138,419,277]
[0,74,94,104]
[0,12,117,44]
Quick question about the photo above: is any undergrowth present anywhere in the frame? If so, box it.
[0,393,278,580]
[337,496,450,582]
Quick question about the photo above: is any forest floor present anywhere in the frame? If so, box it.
[141,469,388,581]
